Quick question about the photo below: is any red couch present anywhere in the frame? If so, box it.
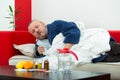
[109,30,120,43]
[0,30,120,66]
[0,31,36,65]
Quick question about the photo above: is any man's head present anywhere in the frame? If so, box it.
[28,20,47,40]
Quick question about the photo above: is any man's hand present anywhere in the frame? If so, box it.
[64,43,74,49]
[37,46,45,55]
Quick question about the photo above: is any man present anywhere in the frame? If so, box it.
[28,20,80,57]
[28,20,120,63]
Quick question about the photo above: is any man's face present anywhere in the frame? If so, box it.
[28,21,47,40]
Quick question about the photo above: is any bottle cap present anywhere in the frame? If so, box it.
[57,48,78,61]
[57,48,69,53]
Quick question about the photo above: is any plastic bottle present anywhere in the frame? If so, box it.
[57,48,78,73]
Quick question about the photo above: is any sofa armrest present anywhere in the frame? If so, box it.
[108,30,120,43]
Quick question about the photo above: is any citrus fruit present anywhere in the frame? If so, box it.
[23,60,34,69]
[16,61,25,69]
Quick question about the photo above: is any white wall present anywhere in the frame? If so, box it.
[0,0,14,31]
[32,0,120,30]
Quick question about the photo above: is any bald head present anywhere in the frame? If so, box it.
[28,20,47,40]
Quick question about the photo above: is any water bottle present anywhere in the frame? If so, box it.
[57,48,78,73]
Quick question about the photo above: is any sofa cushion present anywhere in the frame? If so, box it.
[9,55,34,65]
[73,62,120,80]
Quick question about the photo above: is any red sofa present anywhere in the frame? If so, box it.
[0,31,36,65]
[109,30,120,43]
[0,30,120,66]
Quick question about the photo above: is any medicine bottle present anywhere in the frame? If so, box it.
[44,59,49,71]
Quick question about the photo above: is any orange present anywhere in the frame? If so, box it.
[23,60,34,69]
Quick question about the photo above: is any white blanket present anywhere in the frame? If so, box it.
[71,28,111,65]
[46,28,111,66]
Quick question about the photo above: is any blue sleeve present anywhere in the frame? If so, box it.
[52,20,80,44]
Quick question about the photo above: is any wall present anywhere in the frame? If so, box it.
[0,0,14,31]
[0,0,31,31]
[32,0,120,30]
[1,0,119,30]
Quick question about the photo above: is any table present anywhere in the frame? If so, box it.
[0,66,110,80]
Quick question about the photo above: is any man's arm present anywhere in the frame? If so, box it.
[64,43,74,49]
[54,20,80,44]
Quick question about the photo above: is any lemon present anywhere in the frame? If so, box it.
[16,61,25,69]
